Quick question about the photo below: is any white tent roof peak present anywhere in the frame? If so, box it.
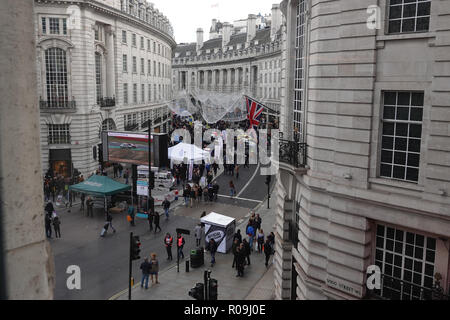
[201,212,235,227]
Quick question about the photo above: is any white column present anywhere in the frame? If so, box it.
[105,27,116,98]
[0,0,54,299]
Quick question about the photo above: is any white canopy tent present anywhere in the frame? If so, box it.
[168,142,211,163]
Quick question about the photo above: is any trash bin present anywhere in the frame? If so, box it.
[190,247,204,268]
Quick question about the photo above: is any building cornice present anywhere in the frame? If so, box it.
[35,0,177,48]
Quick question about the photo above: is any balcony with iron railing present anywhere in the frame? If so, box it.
[366,273,449,300]
[98,97,116,108]
[39,97,76,112]
[279,139,307,169]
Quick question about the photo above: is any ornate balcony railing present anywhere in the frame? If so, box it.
[40,98,76,110]
[98,97,116,108]
[279,139,307,168]
[366,273,449,300]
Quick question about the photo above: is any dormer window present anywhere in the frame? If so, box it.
[186,51,191,56]
[206,49,211,54]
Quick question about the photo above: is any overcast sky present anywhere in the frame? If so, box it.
[150,0,278,44]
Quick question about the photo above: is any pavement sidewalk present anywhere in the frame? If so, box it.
[111,195,276,300]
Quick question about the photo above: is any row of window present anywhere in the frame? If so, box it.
[123,107,168,131]
[121,30,171,60]
[259,87,281,100]
[122,83,171,105]
[262,59,282,70]
[122,54,170,78]
[120,0,172,35]
[262,72,281,84]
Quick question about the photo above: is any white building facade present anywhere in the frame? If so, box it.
[275,0,450,300]
[35,0,176,177]
[172,4,284,127]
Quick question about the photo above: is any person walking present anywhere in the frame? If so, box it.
[153,211,161,233]
[164,233,173,260]
[45,201,55,216]
[263,239,273,267]
[149,253,159,284]
[106,212,116,234]
[127,202,135,227]
[236,243,246,277]
[147,210,153,231]
[194,223,202,247]
[118,164,123,178]
[233,229,242,244]
[231,238,240,268]
[80,193,85,212]
[207,238,217,267]
[162,198,170,220]
[229,180,236,198]
[257,228,265,253]
[53,215,61,238]
[212,182,219,201]
[177,233,185,259]
[183,185,190,207]
[246,222,255,252]
[45,212,52,239]
[124,168,130,185]
[242,238,251,266]
[86,196,94,218]
[140,258,151,289]
[235,165,240,180]
[190,185,196,208]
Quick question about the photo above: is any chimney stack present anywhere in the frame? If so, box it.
[246,14,257,45]
[196,28,204,52]
[210,19,218,39]
[222,22,231,50]
[271,4,282,40]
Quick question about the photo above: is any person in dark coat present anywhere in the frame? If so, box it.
[45,212,52,238]
[162,198,170,220]
[207,238,217,267]
[231,239,240,268]
[53,215,61,238]
[263,239,273,267]
[147,210,153,231]
[242,238,251,265]
[140,258,151,289]
[45,201,54,216]
[236,244,246,277]
[153,211,161,233]
[233,229,242,244]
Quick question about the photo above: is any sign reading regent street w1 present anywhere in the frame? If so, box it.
[326,276,363,298]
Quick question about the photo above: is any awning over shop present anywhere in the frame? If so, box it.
[69,175,131,197]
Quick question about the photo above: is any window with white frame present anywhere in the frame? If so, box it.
[123,54,127,72]
[141,58,145,74]
[388,0,431,34]
[141,84,145,102]
[42,17,67,35]
[132,33,136,47]
[380,91,424,183]
[45,48,68,107]
[42,17,47,34]
[123,83,128,104]
[49,17,60,34]
[147,39,151,51]
[293,0,307,141]
[153,61,156,76]
[148,84,152,102]
[140,36,144,49]
[133,83,137,103]
[148,59,151,75]
[374,224,436,300]
[48,124,70,144]
[95,53,103,103]
[132,56,137,73]
[122,30,127,43]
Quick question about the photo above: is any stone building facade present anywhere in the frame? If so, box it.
[34,0,176,178]
[172,4,284,126]
[274,0,450,300]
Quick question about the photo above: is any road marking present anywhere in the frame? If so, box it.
[217,194,262,203]
[236,163,260,198]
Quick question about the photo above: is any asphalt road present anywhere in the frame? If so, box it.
[51,161,273,300]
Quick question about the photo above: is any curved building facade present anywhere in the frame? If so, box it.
[172,4,284,127]
[275,0,450,300]
[34,0,176,177]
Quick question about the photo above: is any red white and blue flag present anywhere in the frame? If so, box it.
[245,96,265,129]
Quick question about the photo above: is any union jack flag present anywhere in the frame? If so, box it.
[245,96,265,129]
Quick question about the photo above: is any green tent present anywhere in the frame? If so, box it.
[69,175,131,197]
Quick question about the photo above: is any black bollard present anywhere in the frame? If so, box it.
[186,260,190,272]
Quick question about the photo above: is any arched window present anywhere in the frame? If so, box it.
[45,48,68,108]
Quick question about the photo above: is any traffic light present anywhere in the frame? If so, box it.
[188,282,204,300]
[149,171,155,189]
[265,175,271,185]
[131,235,141,260]
[208,278,218,300]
